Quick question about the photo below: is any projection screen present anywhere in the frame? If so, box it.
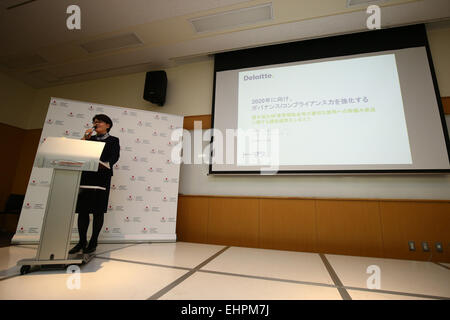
[210,25,450,175]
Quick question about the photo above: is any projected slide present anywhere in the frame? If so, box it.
[237,54,412,166]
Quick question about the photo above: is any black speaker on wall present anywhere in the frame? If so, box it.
[143,70,167,106]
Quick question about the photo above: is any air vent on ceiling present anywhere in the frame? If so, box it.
[80,33,144,54]
[0,53,47,69]
[190,3,273,33]
[347,0,388,7]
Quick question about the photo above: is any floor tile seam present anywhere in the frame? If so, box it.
[191,247,230,271]
[93,256,192,271]
[93,245,230,271]
[146,246,231,300]
[433,262,450,271]
[197,269,337,289]
[319,253,352,300]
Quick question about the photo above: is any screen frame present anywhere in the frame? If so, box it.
[209,24,450,175]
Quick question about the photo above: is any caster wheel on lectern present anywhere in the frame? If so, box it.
[20,265,31,275]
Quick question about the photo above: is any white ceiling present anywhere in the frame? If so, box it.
[0,0,449,88]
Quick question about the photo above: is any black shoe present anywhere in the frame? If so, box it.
[83,241,97,254]
[69,242,86,254]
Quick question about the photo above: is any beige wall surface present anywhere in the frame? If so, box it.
[27,59,214,129]
[427,22,450,97]
[0,73,36,129]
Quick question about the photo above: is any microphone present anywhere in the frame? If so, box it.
[85,125,97,138]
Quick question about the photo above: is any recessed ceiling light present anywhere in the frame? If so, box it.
[190,3,273,33]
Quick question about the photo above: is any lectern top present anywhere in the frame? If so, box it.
[35,137,105,172]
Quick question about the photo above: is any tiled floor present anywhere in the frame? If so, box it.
[0,242,448,300]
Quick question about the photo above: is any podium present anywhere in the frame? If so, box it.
[17,137,105,274]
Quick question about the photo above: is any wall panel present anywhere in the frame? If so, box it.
[177,195,450,263]
[176,196,209,243]
[207,197,259,247]
[259,198,316,252]
[316,200,384,258]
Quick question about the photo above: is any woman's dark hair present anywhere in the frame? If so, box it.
[93,114,113,132]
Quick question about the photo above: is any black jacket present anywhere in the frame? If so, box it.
[77,135,120,214]
[80,135,120,188]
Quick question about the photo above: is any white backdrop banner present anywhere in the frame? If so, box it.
[12,97,184,243]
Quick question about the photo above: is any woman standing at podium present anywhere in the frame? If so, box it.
[69,114,120,254]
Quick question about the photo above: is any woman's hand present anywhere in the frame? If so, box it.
[82,128,95,140]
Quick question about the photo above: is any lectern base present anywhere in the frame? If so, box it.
[17,253,94,274]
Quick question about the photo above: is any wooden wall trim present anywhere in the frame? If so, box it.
[179,194,450,203]
[176,195,450,263]
[442,96,450,114]
[183,115,211,130]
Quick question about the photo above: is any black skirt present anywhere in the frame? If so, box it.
[76,187,110,215]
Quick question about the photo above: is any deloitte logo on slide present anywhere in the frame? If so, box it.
[243,73,272,81]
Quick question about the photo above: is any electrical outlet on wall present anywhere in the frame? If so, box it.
[408,241,415,251]
[422,241,430,252]
[435,242,443,253]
